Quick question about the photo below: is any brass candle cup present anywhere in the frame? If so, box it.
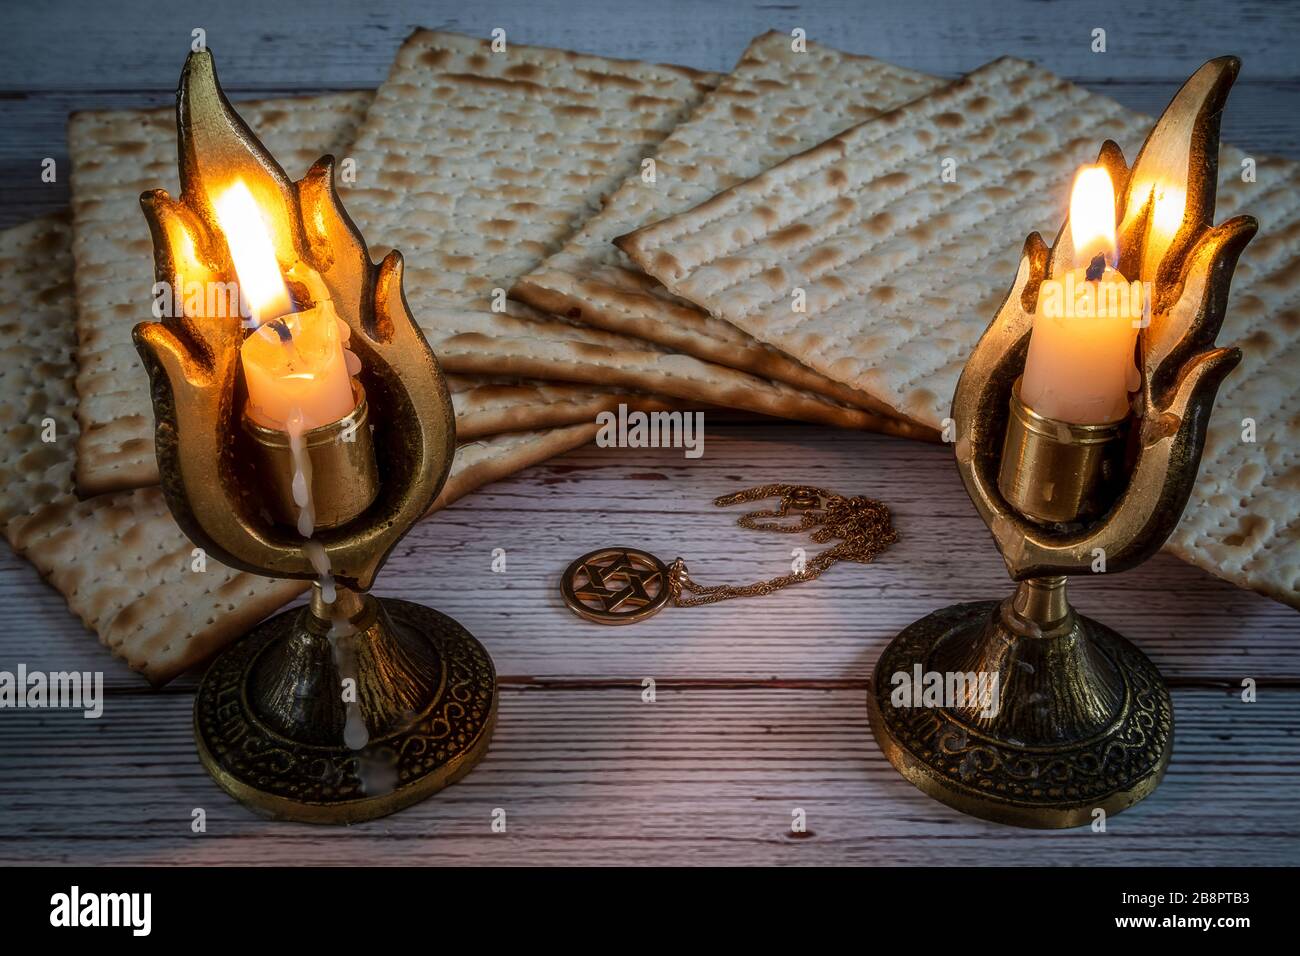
[133,50,497,824]
[868,57,1256,828]
[241,381,379,530]
[996,380,1126,525]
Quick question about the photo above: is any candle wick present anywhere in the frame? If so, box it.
[1086,252,1106,282]
[266,318,294,344]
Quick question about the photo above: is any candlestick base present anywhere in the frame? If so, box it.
[867,597,1172,829]
[194,593,496,825]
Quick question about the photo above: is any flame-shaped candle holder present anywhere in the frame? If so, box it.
[133,51,496,824]
[867,58,1256,828]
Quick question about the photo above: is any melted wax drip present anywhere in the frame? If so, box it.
[283,405,367,752]
[329,610,370,752]
[304,541,335,605]
[285,408,316,539]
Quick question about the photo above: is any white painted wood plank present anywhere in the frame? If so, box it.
[0,686,1293,865]
[4,3,1299,228]
[1,427,1294,689]
[3,0,1298,90]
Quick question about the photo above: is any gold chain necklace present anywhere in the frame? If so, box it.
[560,484,897,624]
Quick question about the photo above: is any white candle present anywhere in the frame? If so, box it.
[1019,165,1143,425]
[239,297,357,430]
[213,179,357,430]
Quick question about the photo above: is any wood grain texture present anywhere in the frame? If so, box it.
[2,3,1299,227]
[2,427,1295,693]
[4,1,1299,88]
[0,1,1297,864]
[0,685,1293,865]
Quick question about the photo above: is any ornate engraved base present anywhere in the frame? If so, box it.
[195,593,496,824]
[867,598,1172,829]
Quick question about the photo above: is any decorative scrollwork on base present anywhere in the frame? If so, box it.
[869,601,1172,825]
[195,599,496,821]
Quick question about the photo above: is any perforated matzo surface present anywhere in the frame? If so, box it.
[513,31,942,429]
[339,30,898,437]
[624,57,1298,605]
[2,213,601,682]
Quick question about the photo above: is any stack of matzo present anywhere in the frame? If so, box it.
[1,207,599,684]
[67,85,674,495]
[336,31,908,435]
[512,31,943,439]
[2,31,946,683]
[618,55,1298,607]
[3,31,1292,688]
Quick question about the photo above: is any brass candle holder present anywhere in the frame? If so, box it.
[133,51,496,824]
[868,57,1257,828]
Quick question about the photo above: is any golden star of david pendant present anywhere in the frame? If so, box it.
[561,547,672,624]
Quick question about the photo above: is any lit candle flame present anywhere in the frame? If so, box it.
[1069,165,1118,271]
[213,179,293,324]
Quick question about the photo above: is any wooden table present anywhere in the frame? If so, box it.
[1,1,1297,865]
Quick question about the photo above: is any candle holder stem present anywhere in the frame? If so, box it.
[1011,574,1070,625]
[194,583,497,824]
